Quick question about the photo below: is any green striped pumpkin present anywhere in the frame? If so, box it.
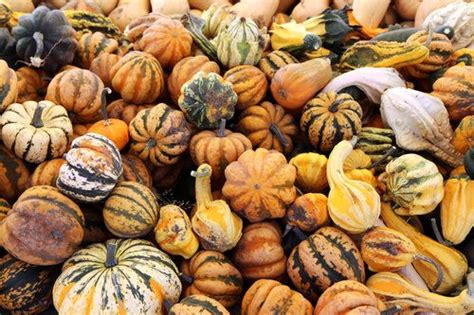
[103,181,159,238]
[0,254,59,314]
[169,295,230,315]
[287,226,365,301]
[258,50,298,80]
[78,31,119,68]
[0,59,17,113]
[355,127,398,171]
[53,239,182,315]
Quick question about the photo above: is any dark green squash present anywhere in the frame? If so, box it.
[465,148,474,179]
[0,28,16,68]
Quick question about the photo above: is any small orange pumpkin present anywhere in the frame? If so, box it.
[223,65,268,110]
[287,193,329,233]
[29,158,66,187]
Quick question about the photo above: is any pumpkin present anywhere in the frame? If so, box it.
[168,55,220,104]
[191,163,243,252]
[89,52,120,87]
[201,3,235,38]
[106,99,153,125]
[0,185,84,265]
[258,50,298,80]
[179,71,237,129]
[223,65,268,111]
[110,51,165,104]
[77,31,119,68]
[0,59,17,113]
[0,144,30,202]
[287,226,366,301]
[431,65,474,122]
[108,0,150,32]
[12,6,78,73]
[190,119,252,180]
[15,66,46,103]
[125,12,166,43]
[169,295,229,315]
[155,204,199,259]
[452,115,474,154]
[233,221,286,280]
[57,133,123,203]
[129,103,191,166]
[120,153,152,187]
[271,58,332,112]
[81,206,111,245]
[0,198,9,222]
[0,254,58,314]
[289,153,328,193]
[300,92,362,153]
[0,28,17,68]
[181,250,243,308]
[242,279,313,315]
[30,158,66,187]
[135,18,192,69]
[222,148,297,223]
[314,280,381,315]
[236,102,298,154]
[72,123,92,140]
[53,239,182,314]
[287,193,329,233]
[45,68,104,122]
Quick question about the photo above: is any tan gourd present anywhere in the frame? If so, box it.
[394,0,421,20]
[291,0,330,23]
[108,0,150,31]
[352,0,391,28]
[232,0,279,28]
[414,0,458,27]
[93,0,118,15]
[151,0,190,15]
[188,0,231,10]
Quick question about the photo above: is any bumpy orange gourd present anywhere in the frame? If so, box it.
[287,193,329,233]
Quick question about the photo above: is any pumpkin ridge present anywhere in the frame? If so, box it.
[289,246,321,296]
[118,182,157,214]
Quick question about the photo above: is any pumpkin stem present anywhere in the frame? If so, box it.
[105,241,118,268]
[413,254,444,291]
[31,103,45,128]
[178,272,194,285]
[381,306,401,315]
[217,119,226,137]
[100,87,112,126]
[270,123,289,147]
[368,146,397,170]
[191,164,213,209]
[32,32,44,60]
[430,218,453,247]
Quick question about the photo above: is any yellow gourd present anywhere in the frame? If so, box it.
[343,149,378,188]
[289,153,328,193]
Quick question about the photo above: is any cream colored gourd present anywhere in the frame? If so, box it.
[151,0,190,15]
[381,87,463,167]
[326,138,380,234]
[352,0,391,27]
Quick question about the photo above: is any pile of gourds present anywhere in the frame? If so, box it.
[0,0,473,314]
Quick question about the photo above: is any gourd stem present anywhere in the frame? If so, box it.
[328,99,344,113]
[430,218,452,247]
[282,224,293,238]
[381,306,401,315]
[105,242,118,268]
[178,272,194,284]
[191,165,213,209]
[270,123,288,147]
[32,32,44,59]
[31,103,45,128]
[368,146,397,170]
[217,119,226,137]
[100,87,112,126]
[413,254,444,291]
[350,136,358,147]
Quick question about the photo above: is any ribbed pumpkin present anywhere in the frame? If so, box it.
[78,31,119,68]
[223,65,268,110]
[287,226,366,301]
[289,153,328,193]
[201,3,235,38]
[233,222,286,280]
[0,144,30,202]
[129,103,191,166]
[120,153,152,187]
[181,250,243,308]
[106,99,153,125]
[452,115,474,154]
[57,133,123,203]
[0,59,17,113]
[287,193,329,233]
[431,65,474,122]
[258,50,299,80]
[30,158,66,187]
[110,51,165,104]
[89,52,120,87]
[136,18,192,69]
[45,68,104,122]
[53,239,182,314]
[0,198,9,222]
[170,295,230,315]
[222,148,297,223]
[0,254,59,314]
[190,120,252,180]
[241,279,313,315]
[0,185,84,265]
[236,101,298,154]
[301,92,363,153]
[103,181,159,238]
[16,66,46,103]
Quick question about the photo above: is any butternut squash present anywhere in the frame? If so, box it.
[232,0,279,28]
[108,0,150,31]
[352,0,391,28]
[151,0,190,15]
[291,0,329,23]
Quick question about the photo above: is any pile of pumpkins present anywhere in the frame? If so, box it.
[0,0,473,314]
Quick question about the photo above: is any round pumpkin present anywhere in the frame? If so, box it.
[236,101,298,154]
[53,239,182,314]
[241,279,313,315]
[120,153,152,187]
[0,100,73,163]
[223,65,268,110]
[287,193,329,233]
[300,91,363,153]
[0,198,10,222]
[110,51,165,104]
[89,52,120,87]
[129,103,191,166]
[0,254,59,314]
[258,50,298,80]
[136,18,193,69]
[57,133,123,203]
[452,115,474,154]
[45,68,105,122]
[106,99,154,124]
[169,295,230,315]
[181,250,244,308]
[16,66,46,103]
[103,181,159,238]
[287,226,366,301]
[233,221,286,280]
[81,206,111,245]
[30,158,66,187]
[78,31,119,68]
[289,153,328,193]
[125,13,170,44]
[0,185,84,265]
[222,148,297,223]
[0,144,30,202]
[0,59,17,113]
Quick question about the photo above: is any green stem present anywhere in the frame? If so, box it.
[31,103,45,128]
[217,119,226,137]
[368,146,397,170]
[105,242,118,268]
[430,218,453,247]
[100,87,112,125]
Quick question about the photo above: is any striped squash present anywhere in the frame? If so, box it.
[64,10,124,41]
[103,181,159,238]
[0,254,58,314]
[223,65,268,110]
[181,250,244,308]
[78,31,119,68]
[287,226,366,301]
[120,153,152,188]
[300,92,363,153]
[0,59,17,113]
[57,133,123,203]
[106,99,154,125]
[89,52,121,87]
[169,295,230,315]
[0,185,84,265]
[0,144,30,202]
[30,158,66,187]
[258,50,299,80]
[46,69,104,122]
[355,127,397,171]
[0,198,10,222]
[53,239,182,315]
[110,52,165,104]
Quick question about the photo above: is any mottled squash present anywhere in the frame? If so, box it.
[169,295,230,315]
[78,31,119,68]
[289,153,328,193]
[30,158,66,187]
[0,144,30,202]
[287,193,329,233]
[452,115,474,154]
[223,65,268,111]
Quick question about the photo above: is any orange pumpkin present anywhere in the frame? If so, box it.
[287,193,329,233]
[89,52,121,87]
[78,32,119,68]
[29,158,66,187]
[106,99,154,125]
[223,65,268,110]
[15,67,46,103]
